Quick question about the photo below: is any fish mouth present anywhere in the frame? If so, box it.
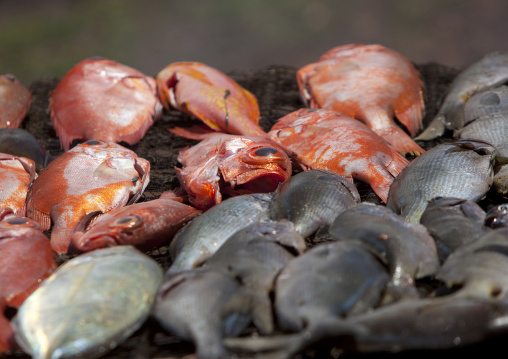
[228,171,288,194]
[72,233,121,252]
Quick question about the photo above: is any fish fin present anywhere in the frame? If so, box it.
[371,184,390,204]
[251,293,275,335]
[377,126,425,156]
[394,93,425,137]
[168,124,219,140]
[49,100,76,151]
[414,113,446,141]
[296,63,317,107]
[385,151,410,178]
[26,201,51,231]
[50,226,74,254]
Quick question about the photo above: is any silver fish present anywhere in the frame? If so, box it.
[416,51,508,140]
[12,246,163,359]
[268,169,361,238]
[168,193,272,273]
[485,203,508,228]
[0,129,53,172]
[387,140,499,223]
[463,85,508,125]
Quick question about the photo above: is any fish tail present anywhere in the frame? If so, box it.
[377,126,425,156]
[414,113,446,141]
[394,93,425,137]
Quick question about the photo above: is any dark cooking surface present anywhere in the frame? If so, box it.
[7,63,508,359]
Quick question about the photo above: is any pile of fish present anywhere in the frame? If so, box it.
[3,44,508,359]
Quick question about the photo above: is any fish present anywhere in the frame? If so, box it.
[0,153,37,216]
[175,132,292,210]
[297,43,425,155]
[204,219,306,334]
[71,190,201,253]
[0,74,32,129]
[168,193,272,273]
[0,129,53,172]
[463,85,508,125]
[268,108,409,202]
[485,203,508,228]
[416,51,508,140]
[12,246,163,359]
[49,57,163,151]
[156,61,266,139]
[25,140,150,254]
[154,267,255,359]
[387,140,501,223]
[268,169,361,238]
[420,197,490,261]
[0,209,57,353]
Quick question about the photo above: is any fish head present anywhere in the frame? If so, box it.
[217,136,292,195]
[0,212,44,241]
[485,204,508,229]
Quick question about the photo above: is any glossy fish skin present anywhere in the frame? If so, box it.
[12,246,163,359]
[204,219,306,334]
[157,61,266,139]
[49,57,162,151]
[168,193,272,273]
[416,51,508,140]
[485,203,508,228]
[26,140,150,254]
[176,133,291,210]
[0,74,31,129]
[297,43,425,155]
[153,267,254,359]
[463,85,508,125]
[0,129,53,172]
[387,140,498,223]
[0,153,37,216]
[268,108,409,202]
[269,169,361,238]
[71,191,201,253]
[329,203,439,302]
[420,197,490,261]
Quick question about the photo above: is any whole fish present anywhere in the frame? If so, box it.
[387,140,501,223]
[49,57,162,151]
[204,219,306,334]
[268,169,361,238]
[26,140,150,254]
[153,267,254,359]
[176,133,291,210]
[157,61,266,139]
[71,191,201,253]
[463,85,508,125]
[168,193,272,273]
[420,197,490,261]
[0,129,53,172]
[297,43,425,155]
[0,74,31,129]
[416,51,508,140]
[12,246,163,359]
[0,153,37,216]
[268,108,409,202]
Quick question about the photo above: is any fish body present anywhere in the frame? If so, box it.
[176,133,291,210]
[416,51,508,140]
[25,140,150,254]
[12,246,163,359]
[268,108,409,202]
[71,191,201,252]
[0,74,31,129]
[297,43,425,155]
[387,140,498,223]
[168,193,272,273]
[157,61,265,139]
[0,153,37,216]
[0,129,53,172]
[463,85,508,125]
[49,57,162,151]
[268,169,361,238]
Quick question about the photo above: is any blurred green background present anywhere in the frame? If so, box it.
[0,0,506,85]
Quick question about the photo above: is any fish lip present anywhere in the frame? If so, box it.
[72,233,121,252]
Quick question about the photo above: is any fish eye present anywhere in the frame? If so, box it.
[110,214,143,229]
[480,92,501,106]
[254,147,279,157]
[0,217,39,228]
[498,204,508,213]
[84,140,102,146]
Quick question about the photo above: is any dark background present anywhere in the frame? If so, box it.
[1,0,507,84]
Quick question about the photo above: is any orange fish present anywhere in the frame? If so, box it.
[49,57,163,151]
[26,140,150,254]
[156,62,266,139]
[297,44,425,155]
[0,153,37,216]
[71,191,201,252]
[0,208,57,353]
[0,74,32,129]
[268,108,409,202]
[176,133,292,210]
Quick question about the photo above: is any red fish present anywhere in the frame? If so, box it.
[176,133,292,210]
[0,208,57,353]
[71,191,201,252]
[0,153,37,216]
[26,140,150,254]
[0,74,31,129]
[268,108,409,202]
[49,57,162,151]
[156,62,266,139]
[297,44,425,155]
